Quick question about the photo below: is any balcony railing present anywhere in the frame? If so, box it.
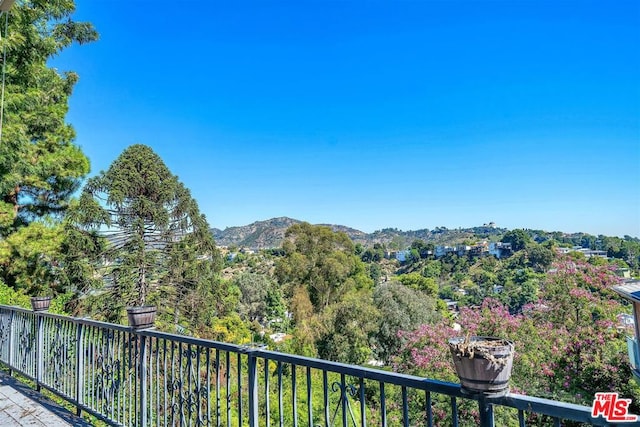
[0,304,622,426]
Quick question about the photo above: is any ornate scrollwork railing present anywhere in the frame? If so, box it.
[0,305,616,427]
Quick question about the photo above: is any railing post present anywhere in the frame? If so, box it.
[247,350,259,427]
[36,312,44,391]
[139,334,147,427]
[75,321,84,416]
[478,398,495,427]
[7,309,14,375]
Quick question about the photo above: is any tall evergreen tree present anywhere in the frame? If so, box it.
[74,144,221,322]
[0,0,97,232]
[0,0,97,292]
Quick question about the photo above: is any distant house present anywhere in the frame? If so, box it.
[562,247,608,259]
[469,242,489,256]
[444,299,459,312]
[579,249,607,259]
[269,332,288,343]
[395,250,410,262]
[435,246,456,258]
[489,242,512,259]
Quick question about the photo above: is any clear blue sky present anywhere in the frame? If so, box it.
[53,0,639,237]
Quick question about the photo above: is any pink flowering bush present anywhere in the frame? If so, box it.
[394,257,640,419]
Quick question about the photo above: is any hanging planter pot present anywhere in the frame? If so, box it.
[30,296,52,312]
[126,306,157,330]
[448,336,514,397]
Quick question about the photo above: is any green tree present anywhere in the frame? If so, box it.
[233,272,273,323]
[0,1,97,232]
[265,284,286,323]
[0,221,64,294]
[366,262,382,284]
[361,246,384,263]
[288,285,317,356]
[501,229,531,252]
[373,282,441,364]
[0,1,97,295]
[397,272,438,296]
[316,291,379,364]
[275,223,372,310]
[48,200,109,315]
[422,260,442,279]
[526,244,555,272]
[73,144,219,322]
[161,233,225,329]
[411,239,434,259]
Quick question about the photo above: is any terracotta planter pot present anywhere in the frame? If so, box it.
[30,296,52,312]
[448,336,514,397]
[126,306,157,330]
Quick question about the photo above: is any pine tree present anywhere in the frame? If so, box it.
[74,144,221,323]
[0,1,97,293]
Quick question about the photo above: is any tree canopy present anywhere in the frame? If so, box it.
[275,222,372,310]
[0,0,97,233]
[0,0,97,295]
[73,144,220,322]
[501,229,531,252]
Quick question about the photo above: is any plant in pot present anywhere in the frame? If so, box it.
[73,146,215,331]
[121,249,157,330]
[26,254,63,312]
[448,334,514,397]
[30,282,55,312]
[123,257,157,330]
[126,305,157,330]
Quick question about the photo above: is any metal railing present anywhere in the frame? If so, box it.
[0,305,625,426]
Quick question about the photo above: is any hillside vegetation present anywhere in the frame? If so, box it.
[213,217,509,249]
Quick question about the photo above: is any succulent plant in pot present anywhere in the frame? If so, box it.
[448,334,515,397]
[30,282,56,312]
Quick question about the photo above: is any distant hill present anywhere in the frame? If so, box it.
[212,217,301,249]
[211,217,508,249]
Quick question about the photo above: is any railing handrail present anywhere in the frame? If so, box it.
[0,304,618,426]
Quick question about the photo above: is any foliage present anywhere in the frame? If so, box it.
[0,221,63,294]
[316,291,380,364]
[275,222,372,310]
[286,285,317,356]
[233,272,278,323]
[71,144,221,324]
[526,244,555,272]
[0,0,96,297]
[0,279,30,307]
[501,229,531,252]
[0,0,96,232]
[395,257,640,415]
[397,272,438,296]
[205,313,252,344]
[373,282,441,364]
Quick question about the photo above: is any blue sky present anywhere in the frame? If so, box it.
[53,0,639,237]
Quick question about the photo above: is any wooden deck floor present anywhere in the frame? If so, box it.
[0,371,92,426]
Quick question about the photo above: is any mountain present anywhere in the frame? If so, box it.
[211,217,507,249]
[212,217,301,248]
